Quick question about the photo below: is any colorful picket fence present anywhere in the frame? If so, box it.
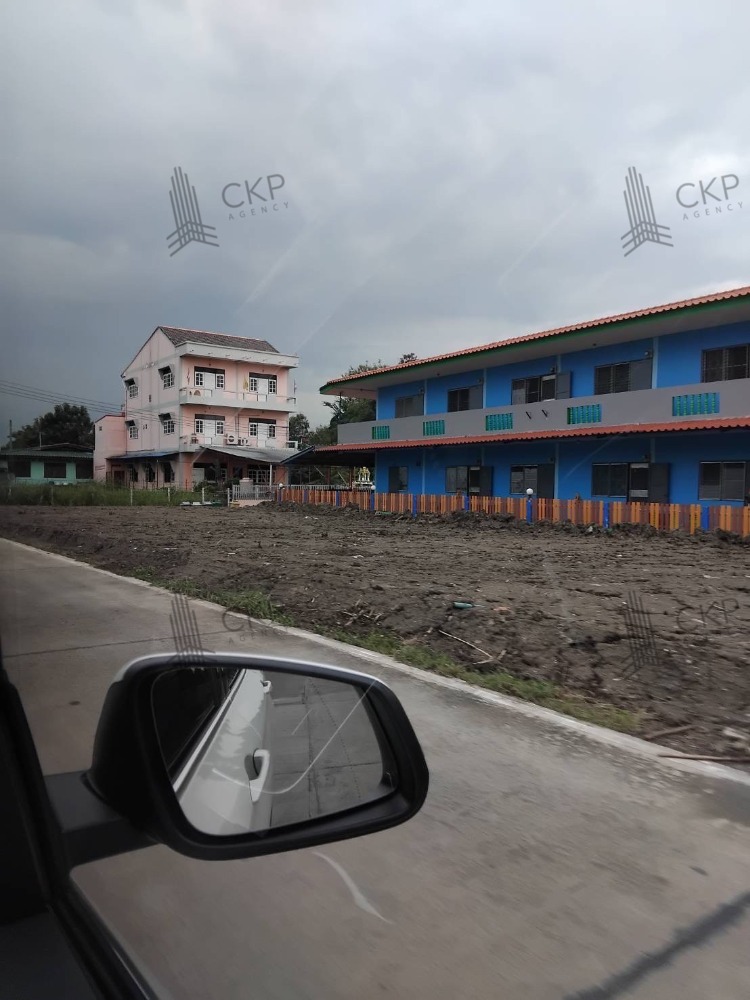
[279,489,750,536]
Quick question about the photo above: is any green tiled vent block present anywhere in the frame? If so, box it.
[371,425,391,440]
[423,419,446,436]
[672,392,720,417]
[567,404,602,425]
[485,412,513,432]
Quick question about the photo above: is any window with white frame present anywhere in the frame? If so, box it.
[127,382,138,398]
[162,419,175,434]
[128,424,139,439]
[248,373,277,394]
[248,422,258,436]
[215,373,225,389]
[162,371,174,389]
[195,418,204,433]
[194,371,205,387]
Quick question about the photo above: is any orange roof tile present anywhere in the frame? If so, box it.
[314,417,750,452]
[321,285,750,389]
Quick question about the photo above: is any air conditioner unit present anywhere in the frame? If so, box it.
[239,437,250,446]
[226,433,238,445]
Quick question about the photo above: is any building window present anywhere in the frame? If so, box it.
[144,463,156,483]
[423,419,445,436]
[129,466,138,482]
[511,374,558,404]
[447,385,483,411]
[10,458,31,477]
[592,463,629,497]
[701,344,750,383]
[160,367,174,389]
[699,461,747,501]
[127,382,139,398]
[269,377,277,394]
[372,425,391,440]
[195,371,205,387]
[395,394,424,418]
[75,460,93,480]
[195,419,204,434]
[162,419,175,434]
[249,377,259,392]
[388,466,408,492]
[216,373,225,389]
[594,358,652,395]
[162,462,174,483]
[510,465,538,494]
[216,420,225,435]
[267,423,276,438]
[672,392,720,417]
[248,422,258,436]
[128,425,139,439]
[446,466,493,496]
[43,460,66,479]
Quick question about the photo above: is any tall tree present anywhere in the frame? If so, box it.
[289,413,311,446]
[10,403,94,449]
[323,360,383,426]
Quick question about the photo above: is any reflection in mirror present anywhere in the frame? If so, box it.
[151,666,398,836]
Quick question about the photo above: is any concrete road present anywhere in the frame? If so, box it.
[2,538,750,1000]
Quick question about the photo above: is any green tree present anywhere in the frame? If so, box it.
[11,403,94,449]
[323,360,383,426]
[289,413,311,446]
[399,352,417,363]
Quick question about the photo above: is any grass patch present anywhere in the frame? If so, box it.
[120,570,644,735]
[324,627,642,733]
[129,569,294,625]
[2,484,198,506]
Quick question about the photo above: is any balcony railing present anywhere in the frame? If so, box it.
[179,434,298,451]
[335,377,750,446]
[179,387,296,409]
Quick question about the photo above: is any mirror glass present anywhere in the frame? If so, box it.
[151,665,398,836]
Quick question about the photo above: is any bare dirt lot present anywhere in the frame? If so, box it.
[2,502,750,760]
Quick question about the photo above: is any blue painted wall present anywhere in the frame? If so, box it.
[484,355,557,407]
[424,369,484,414]
[655,320,750,387]
[563,338,654,396]
[373,432,750,505]
[376,380,425,420]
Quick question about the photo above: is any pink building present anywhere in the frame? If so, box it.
[94,326,299,489]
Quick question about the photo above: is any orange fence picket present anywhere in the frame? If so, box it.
[280,490,749,537]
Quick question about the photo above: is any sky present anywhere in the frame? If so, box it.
[2,0,749,437]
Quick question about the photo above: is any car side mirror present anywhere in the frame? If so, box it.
[83,653,429,861]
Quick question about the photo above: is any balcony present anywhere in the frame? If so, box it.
[179,433,298,452]
[179,387,296,411]
[335,377,750,445]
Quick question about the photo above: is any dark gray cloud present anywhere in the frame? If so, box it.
[2,0,749,432]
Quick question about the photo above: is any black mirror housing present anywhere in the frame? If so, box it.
[85,653,429,861]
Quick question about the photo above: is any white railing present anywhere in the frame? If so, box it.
[231,484,275,501]
[179,387,296,408]
[179,434,298,450]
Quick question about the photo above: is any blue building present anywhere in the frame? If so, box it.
[315,286,750,506]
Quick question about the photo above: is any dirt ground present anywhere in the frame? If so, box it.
[2,502,750,760]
